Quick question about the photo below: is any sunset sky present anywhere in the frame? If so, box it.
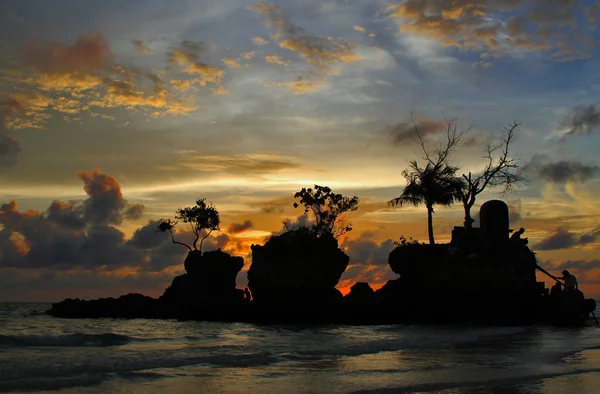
[1,0,600,302]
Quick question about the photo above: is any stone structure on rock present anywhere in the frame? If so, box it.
[384,199,539,315]
[248,229,349,307]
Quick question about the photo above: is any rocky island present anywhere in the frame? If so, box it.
[49,194,597,327]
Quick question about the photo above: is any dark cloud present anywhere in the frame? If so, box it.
[76,168,144,226]
[526,155,599,184]
[549,259,600,273]
[261,205,285,214]
[558,105,600,138]
[538,161,599,184]
[532,227,600,251]
[337,235,398,289]
[0,169,190,272]
[228,220,253,234]
[0,99,23,167]
[385,119,446,145]
[342,237,396,266]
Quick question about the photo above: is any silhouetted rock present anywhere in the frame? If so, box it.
[50,293,159,318]
[47,199,597,327]
[248,228,349,308]
[160,249,245,310]
[344,282,374,305]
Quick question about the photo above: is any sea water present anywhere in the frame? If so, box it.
[1,302,600,393]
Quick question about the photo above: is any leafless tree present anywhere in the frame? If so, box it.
[456,121,528,230]
[388,114,471,244]
[410,113,472,173]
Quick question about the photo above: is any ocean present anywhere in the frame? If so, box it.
[1,303,600,393]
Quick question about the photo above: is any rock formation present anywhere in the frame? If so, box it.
[160,249,245,311]
[248,228,348,307]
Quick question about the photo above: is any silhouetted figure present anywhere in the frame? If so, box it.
[244,287,252,301]
[559,270,578,291]
[510,227,528,245]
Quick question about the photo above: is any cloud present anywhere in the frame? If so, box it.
[252,37,270,45]
[386,0,596,62]
[556,105,600,138]
[241,51,256,60]
[167,40,224,86]
[22,33,114,73]
[538,161,599,184]
[0,169,234,273]
[3,33,203,129]
[507,199,522,225]
[250,1,361,93]
[525,155,600,185]
[265,55,288,66]
[168,153,302,175]
[0,99,23,167]
[342,237,396,266]
[76,168,144,226]
[385,118,446,145]
[532,227,600,251]
[337,234,398,293]
[548,259,600,274]
[228,220,253,234]
[132,39,152,54]
[222,58,242,68]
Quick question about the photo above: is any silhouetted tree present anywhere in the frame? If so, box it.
[455,121,528,229]
[389,115,469,245]
[389,161,463,245]
[157,198,220,252]
[290,185,359,237]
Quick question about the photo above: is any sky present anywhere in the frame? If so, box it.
[1,0,600,302]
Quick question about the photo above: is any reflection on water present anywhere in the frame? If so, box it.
[2,304,600,393]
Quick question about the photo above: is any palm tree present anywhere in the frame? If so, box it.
[388,161,464,245]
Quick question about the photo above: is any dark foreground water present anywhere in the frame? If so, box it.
[1,303,600,393]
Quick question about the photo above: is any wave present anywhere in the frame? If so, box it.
[0,333,134,348]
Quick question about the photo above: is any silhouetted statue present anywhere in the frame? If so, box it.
[510,227,529,245]
[480,200,510,243]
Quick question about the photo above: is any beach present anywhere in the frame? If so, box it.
[1,302,600,393]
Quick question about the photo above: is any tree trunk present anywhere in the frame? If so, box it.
[427,205,435,245]
[464,204,473,230]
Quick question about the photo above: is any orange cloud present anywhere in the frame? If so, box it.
[76,167,124,199]
[252,37,270,45]
[23,33,114,73]
[387,0,597,62]
[222,58,242,68]
[1,33,205,128]
[250,1,361,93]
[167,41,225,87]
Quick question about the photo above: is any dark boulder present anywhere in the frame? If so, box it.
[344,282,375,305]
[160,249,245,308]
[248,229,349,307]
